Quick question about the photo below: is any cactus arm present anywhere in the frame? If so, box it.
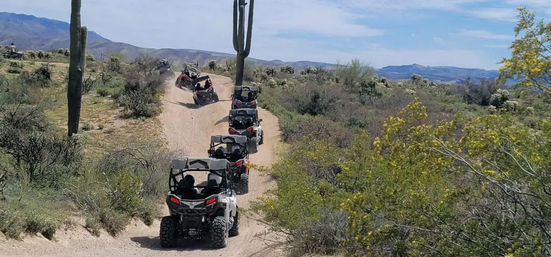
[233,0,239,52]
[238,2,246,52]
[79,26,87,72]
[244,0,254,56]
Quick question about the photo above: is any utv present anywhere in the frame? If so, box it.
[176,67,200,90]
[160,158,239,249]
[209,135,254,194]
[228,108,263,149]
[192,75,219,105]
[232,85,259,109]
[2,51,23,59]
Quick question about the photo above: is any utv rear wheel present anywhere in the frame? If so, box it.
[160,216,178,248]
[210,216,228,248]
[259,131,264,145]
[229,211,239,237]
[240,173,249,194]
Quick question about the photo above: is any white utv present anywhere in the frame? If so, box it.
[160,158,239,249]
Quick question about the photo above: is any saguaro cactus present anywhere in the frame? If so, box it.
[233,0,254,86]
[67,0,88,136]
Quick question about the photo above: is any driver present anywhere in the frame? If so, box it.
[177,175,198,199]
[214,147,226,159]
[8,43,16,54]
[205,79,213,89]
[247,91,254,102]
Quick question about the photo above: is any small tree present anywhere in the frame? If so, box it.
[335,59,375,91]
[499,7,551,90]
[208,60,217,71]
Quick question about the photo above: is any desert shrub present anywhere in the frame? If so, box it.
[23,214,57,239]
[117,80,161,117]
[7,61,23,74]
[0,104,82,185]
[108,56,122,73]
[257,99,551,256]
[117,57,167,118]
[281,82,343,116]
[84,215,101,237]
[283,115,354,147]
[21,64,52,87]
[291,209,347,256]
[97,88,109,97]
[208,60,217,71]
[82,74,97,94]
[280,66,295,74]
[81,122,94,131]
[97,208,130,236]
[490,88,510,108]
[335,59,375,91]
[99,144,169,199]
[0,209,24,239]
[68,168,155,236]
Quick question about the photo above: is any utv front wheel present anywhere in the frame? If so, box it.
[210,216,228,248]
[229,211,239,237]
[160,216,178,248]
[213,93,219,102]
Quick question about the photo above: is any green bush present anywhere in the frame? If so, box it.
[81,122,94,131]
[117,57,167,118]
[7,61,23,74]
[21,64,52,87]
[24,214,57,240]
[257,99,551,256]
[0,209,24,239]
[335,59,375,91]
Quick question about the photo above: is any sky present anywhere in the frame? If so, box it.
[2,0,551,69]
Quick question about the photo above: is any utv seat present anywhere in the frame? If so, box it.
[202,174,222,197]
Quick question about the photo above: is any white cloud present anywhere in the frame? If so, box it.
[343,0,487,11]
[484,44,510,49]
[457,29,512,40]
[255,0,382,37]
[469,8,517,22]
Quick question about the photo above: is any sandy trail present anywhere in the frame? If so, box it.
[0,73,283,257]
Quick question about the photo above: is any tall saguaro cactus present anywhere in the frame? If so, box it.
[233,0,254,86]
[67,0,87,136]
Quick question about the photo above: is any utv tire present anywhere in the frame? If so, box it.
[229,211,239,237]
[240,173,249,194]
[213,93,219,102]
[160,216,178,248]
[210,216,228,248]
[193,97,199,105]
[259,131,264,145]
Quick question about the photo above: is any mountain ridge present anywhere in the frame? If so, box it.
[0,12,498,82]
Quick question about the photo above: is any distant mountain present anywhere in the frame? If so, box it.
[0,12,109,49]
[377,64,498,83]
[0,12,331,71]
[0,12,498,83]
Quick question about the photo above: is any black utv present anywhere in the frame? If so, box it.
[208,135,253,194]
[160,158,239,249]
[232,85,259,109]
[228,108,263,152]
[192,76,219,105]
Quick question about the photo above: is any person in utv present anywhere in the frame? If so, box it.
[176,175,199,199]
[9,43,16,54]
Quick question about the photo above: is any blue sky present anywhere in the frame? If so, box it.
[2,0,551,69]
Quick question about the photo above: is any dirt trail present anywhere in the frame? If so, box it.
[0,73,283,257]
